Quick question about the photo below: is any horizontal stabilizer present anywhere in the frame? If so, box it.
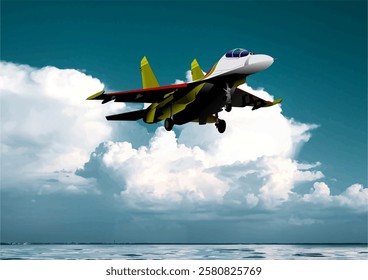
[106,110,145,121]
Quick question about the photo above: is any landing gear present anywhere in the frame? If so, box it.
[225,104,232,112]
[215,112,226,133]
[216,119,226,133]
[164,118,174,131]
[223,83,232,112]
[164,102,174,131]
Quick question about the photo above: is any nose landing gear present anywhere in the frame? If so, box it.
[223,83,233,112]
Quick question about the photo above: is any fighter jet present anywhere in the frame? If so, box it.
[87,48,282,133]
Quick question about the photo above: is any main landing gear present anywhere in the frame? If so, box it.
[216,119,226,133]
[164,102,174,131]
[164,118,174,131]
[215,113,226,133]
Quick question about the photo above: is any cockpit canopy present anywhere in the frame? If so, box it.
[225,48,250,58]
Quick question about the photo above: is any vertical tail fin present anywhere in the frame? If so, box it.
[191,59,205,81]
[140,56,159,89]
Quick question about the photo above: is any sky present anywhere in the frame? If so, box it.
[1,0,367,243]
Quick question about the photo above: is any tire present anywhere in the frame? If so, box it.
[225,104,232,112]
[164,118,174,131]
[216,119,226,133]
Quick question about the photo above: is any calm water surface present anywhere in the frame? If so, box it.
[1,244,367,260]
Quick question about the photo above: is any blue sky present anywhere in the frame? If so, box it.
[1,0,367,243]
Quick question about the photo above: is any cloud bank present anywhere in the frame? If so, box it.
[1,62,114,174]
[1,62,366,236]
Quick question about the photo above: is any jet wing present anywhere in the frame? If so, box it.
[106,109,146,121]
[87,83,188,104]
[232,88,282,110]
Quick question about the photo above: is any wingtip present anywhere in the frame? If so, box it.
[273,98,282,105]
[86,90,105,100]
[264,97,282,108]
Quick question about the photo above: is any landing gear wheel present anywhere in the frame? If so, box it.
[164,118,174,131]
[216,119,226,133]
[225,104,232,112]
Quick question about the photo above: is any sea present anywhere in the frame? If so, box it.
[1,243,367,260]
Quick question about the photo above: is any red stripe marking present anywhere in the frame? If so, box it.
[106,83,187,96]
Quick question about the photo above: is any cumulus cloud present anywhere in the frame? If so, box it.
[78,93,324,210]
[303,182,332,203]
[79,128,229,211]
[303,182,368,212]
[179,85,318,163]
[258,156,323,208]
[0,61,123,180]
[337,184,368,210]
[2,61,366,217]
[174,70,192,84]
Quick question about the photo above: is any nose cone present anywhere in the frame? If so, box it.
[245,54,274,73]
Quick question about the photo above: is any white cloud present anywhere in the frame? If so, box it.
[174,69,204,84]
[100,128,229,209]
[257,156,323,208]
[303,182,332,203]
[2,61,366,215]
[82,119,323,210]
[179,85,318,164]
[0,61,121,176]
[186,70,193,83]
[288,216,321,226]
[297,162,321,170]
[336,184,368,210]
[303,182,368,212]
[174,79,185,85]
[75,83,324,210]
[174,70,192,84]
[245,193,259,208]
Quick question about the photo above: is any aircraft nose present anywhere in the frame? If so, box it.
[245,54,274,73]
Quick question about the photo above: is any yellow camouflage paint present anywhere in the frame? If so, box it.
[204,61,218,78]
[157,83,205,120]
[232,78,246,88]
[191,115,216,124]
[140,56,159,89]
[145,103,158,123]
[191,59,205,81]
[86,90,105,100]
